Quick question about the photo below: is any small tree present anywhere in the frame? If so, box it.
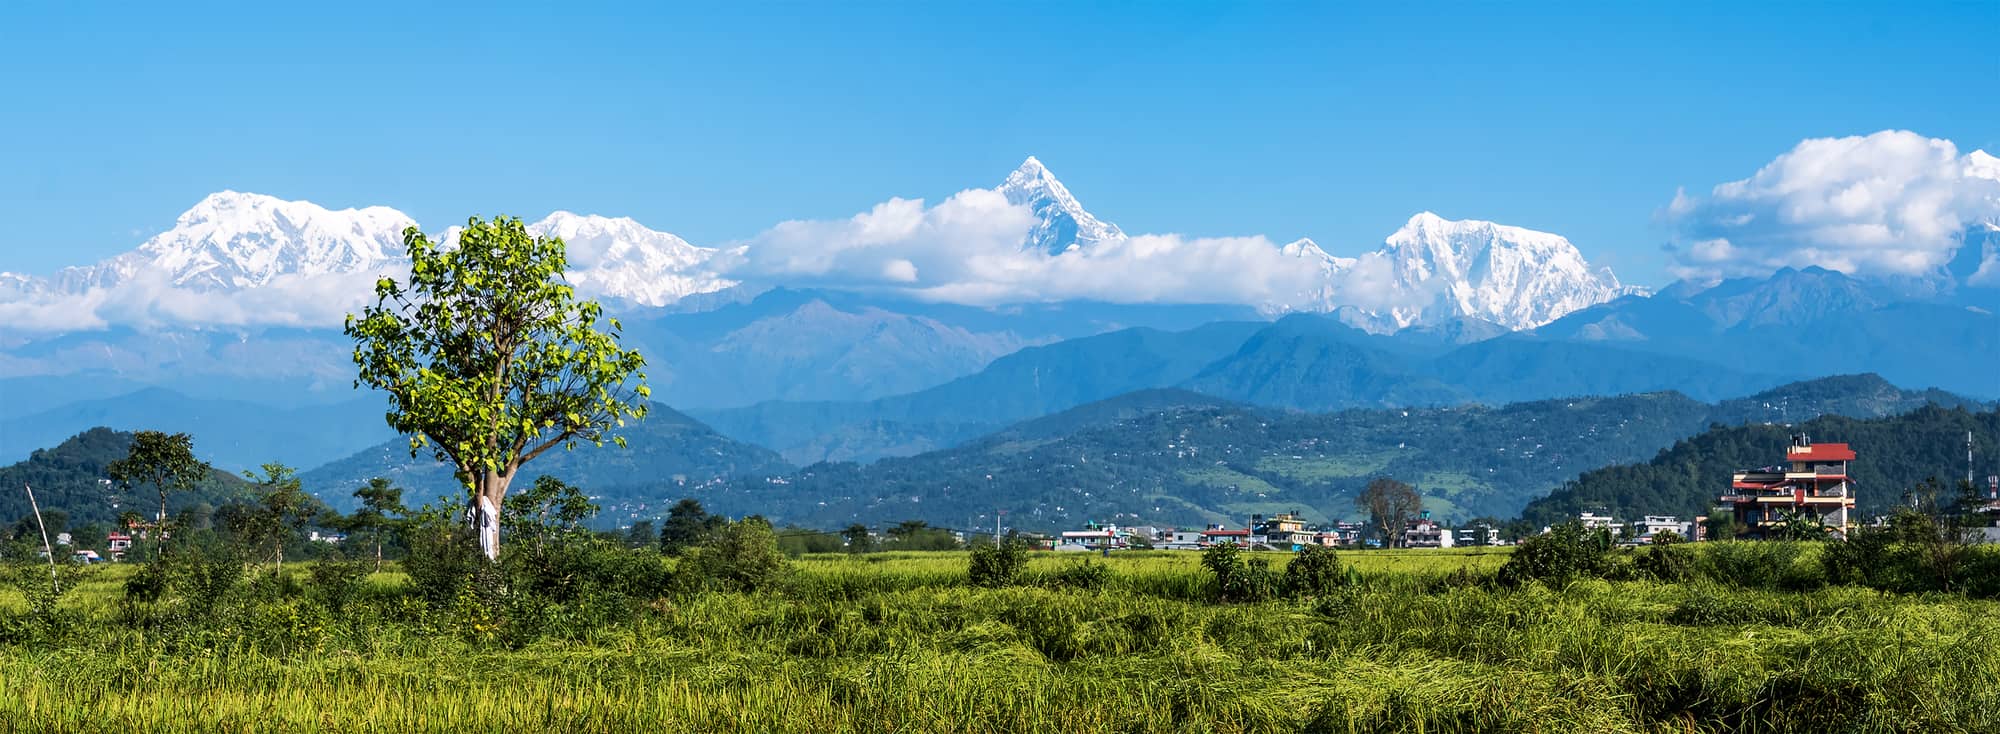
[1356,477,1422,548]
[841,524,873,554]
[1281,544,1346,597]
[1202,542,1275,602]
[345,216,649,561]
[347,477,409,572]
[106,431,211,554]
[681,517,788,592]
[501,476,599,551]
[967,539,1028,587]
[659,498,723,556]
[246,463,320,579]
[625,520,656,549]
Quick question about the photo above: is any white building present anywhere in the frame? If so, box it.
[1633,515,1691,542]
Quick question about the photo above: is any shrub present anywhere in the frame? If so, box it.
[1049,559,1111,590]
[1202,543,1276,603]
[1280,545,1345,597]
[402,520,487,608]
[305,559,370,615]
[1497,522,1611,587]
[1636,544,1693,582]
[1697,541,1806,590]
[967,540,1028,587]
[680,517,788,593]
[124,558,172,603]
[171,541,246,615]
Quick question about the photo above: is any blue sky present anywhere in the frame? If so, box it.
[2,1,1996,286]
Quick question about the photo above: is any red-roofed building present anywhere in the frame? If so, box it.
[1201,528,1252,546]
[1721,434,1856,540]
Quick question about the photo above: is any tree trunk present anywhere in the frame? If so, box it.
[374,539,383,573]
[469,471,513,561]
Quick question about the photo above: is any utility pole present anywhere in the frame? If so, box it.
[23,484,58,595]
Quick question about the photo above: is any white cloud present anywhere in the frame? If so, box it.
[719,188,1328,309]
[0,270,384,333]
[1661,130,2000,280]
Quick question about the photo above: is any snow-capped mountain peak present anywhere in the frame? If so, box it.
[59,192,414,292]
[996,156,1125,255]
[527,211,736,307]
[1332,211,1631,331]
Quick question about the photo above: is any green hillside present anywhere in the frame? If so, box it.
[1521,404,2000,526]
[708,391,1721,530]
[701,375,1988,531]
[298,403,792,518]
[0,427,256,529]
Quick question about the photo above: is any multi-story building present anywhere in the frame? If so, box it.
[1253,512,1314,549]
[1455,523,1502,547]
[1633,515,1691,542]
[1402,511,1454,548]
[1721,434,1856,539]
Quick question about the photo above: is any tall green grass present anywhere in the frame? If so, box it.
[2,547,1997,732]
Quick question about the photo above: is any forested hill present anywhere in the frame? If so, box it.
[299,403,793,514]
[1520,405,2000,526]
[0,427,256,529]
[700,375,1988,532]
[709,390,1724,530]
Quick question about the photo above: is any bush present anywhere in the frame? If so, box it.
[679,517,788,593]
[1280,545,1345,597]
[1636,542,1694,582]
[305,559,370,615]
[1202,543,1275,603]
[1697,541,1813,590]
[967,540,1029,587]
[1497,522,1611,587]
[1049,559,1112,590]
[124,558,172,603]
[1820,526,1902,589]
[171,541,246,615]
[402,520,488,608]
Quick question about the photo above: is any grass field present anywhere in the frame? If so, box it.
[2,547,1998,733]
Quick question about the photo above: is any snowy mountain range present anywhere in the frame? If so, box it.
[0,158,1636,332]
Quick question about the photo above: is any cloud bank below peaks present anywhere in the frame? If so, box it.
[1661,130,2000,281]
[718,187,1325,310]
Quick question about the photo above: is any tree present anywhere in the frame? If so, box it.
[347,478,409,572]
[1356,477,1422,548]
[659,498,723,556]
[245,464,321,578]
[625,520,656,550]
[345,216,649,560]
[841,524,873,554]
[106,431,211,552]
[500,476,599,550]
[680,517,788,592]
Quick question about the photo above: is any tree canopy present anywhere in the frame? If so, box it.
[344,216,649,558]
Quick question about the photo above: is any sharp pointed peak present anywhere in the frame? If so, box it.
[1005,155,1058,186]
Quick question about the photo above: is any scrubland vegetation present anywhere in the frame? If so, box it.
[4,521,1999,733]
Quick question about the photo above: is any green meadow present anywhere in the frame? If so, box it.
[3,545,1997,733]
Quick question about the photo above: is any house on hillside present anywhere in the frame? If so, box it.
[1720,434,1856,540]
